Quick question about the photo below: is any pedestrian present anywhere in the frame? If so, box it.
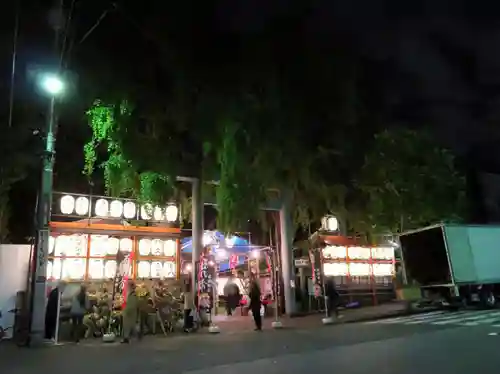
[223,275,240,316]
[324,277,341,319]
[70,284,88,342]
[44,281,66,341]
[248,273,262,331]
[121,281,139,343]
[183,278,195,332]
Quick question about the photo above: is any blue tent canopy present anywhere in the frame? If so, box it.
[181,231,252,271]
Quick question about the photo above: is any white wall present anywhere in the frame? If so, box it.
[0,245,31,338]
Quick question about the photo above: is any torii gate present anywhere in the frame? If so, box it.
[177,176,296,315]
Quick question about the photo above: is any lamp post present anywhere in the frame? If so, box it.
[30,73,65,345]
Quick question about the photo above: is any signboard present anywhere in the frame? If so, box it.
[198,254,216,309]
[309,249,323,296]
[294,258,309,268]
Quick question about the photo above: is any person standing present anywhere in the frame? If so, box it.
[121,281,139,343]
[223,275,240,316]
[70,285,88,342]
[44,281,66,340]
[248,273,262,331]
[324,277,341,318]
[183,279,195,332]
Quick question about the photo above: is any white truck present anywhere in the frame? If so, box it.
[399,224,500,308]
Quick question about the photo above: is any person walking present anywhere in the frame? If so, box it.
[121,281,139,343]
[223,275,240,316]
[248,273,262,331]
[44,281,66,341]
[324,277,341,319]
[70,285,88,342]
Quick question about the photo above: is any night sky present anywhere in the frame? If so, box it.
[3,1,500,242]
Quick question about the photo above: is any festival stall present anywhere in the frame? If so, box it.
[48,192,183,339]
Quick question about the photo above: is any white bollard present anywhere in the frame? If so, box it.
[322,317,335,325]
[271,320,283,329]
[208,324,220,334]
[102,332,116,343]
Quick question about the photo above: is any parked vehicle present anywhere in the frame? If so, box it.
[400,224,500,309]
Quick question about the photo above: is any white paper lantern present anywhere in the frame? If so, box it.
[141,204,153,220]
[52,259,62,279]
[349,263,370,276]
[89,235,107,256]
[372,263,394,276]
[163,261,176,278]
[120,238,133,252]
[95,199,109,217]
[70,234,87,256]
[151,239,163,256]
[165,205,178,222]
[323,262,349,276]
[107,237,119,255]
[348,247,371,260]
[138,261,151,278]
[75,197,89,215]
[321,215,338,231]
[153,206,164,221]
[110,200,124,218]
[164,239,176,257]
[371,247,394,260]
[104,260,117,278]
[89,259,104,279]
[54,235,69,256]
[323,246,346,259]
[123,201,136,219]
[60,195,75,215]
[65,259,85,279]
[48,236,56,254]
[138,238,152,256]
[151,261,163,278]
[46,261,53,278]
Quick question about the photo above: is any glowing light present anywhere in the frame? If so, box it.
[164,239,176,257]
[321,215,338,231]
[153,206,164,221]
[104,260,117,278]
[203,232,214,246]
[60,195,75,215]
[251,249,260,259]
[139,239,152,255]
[89,259,104,279]
[123,201,136,219]
[184,263,193,273]
[75,197,89,215]
[138,261,151,278]
[163,261,176,278]
[119,238,133,252]
[208,260,215,267]
[107,237,119,255]
[165,205,178,222]
[109,200,123,218]
[216,249,228,260]
[95,199,109,217]
[41,74,64,96]
[141,204,153,220]
[226,236,236,248]
[151,239,163,256]
[151,261,163,278]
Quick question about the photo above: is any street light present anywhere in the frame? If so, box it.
[30,72,66,345]
[40,74,64,96]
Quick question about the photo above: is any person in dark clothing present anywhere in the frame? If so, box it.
[70,285,88,342]
[324,277,340,318]
[248,274,262,331]
[223,276,240,316]
[44,282,66,340]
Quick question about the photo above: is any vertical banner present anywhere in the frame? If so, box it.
[198,253,216,312]
[309,248,323,297]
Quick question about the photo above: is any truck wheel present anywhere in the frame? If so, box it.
[485,293,496,308]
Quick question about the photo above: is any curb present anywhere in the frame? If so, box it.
[338,307,440,324]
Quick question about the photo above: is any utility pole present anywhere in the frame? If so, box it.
[29,0,65,345]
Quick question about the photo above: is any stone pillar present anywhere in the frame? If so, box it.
[279,198,296,315]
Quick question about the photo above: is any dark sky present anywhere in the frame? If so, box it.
[4,0,500,239]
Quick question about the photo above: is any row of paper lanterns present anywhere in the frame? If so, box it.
[49,235,177,257]
[47,259,176,279]
[322,246,394,260]
[323,262,394,277]
[59,195,178,221]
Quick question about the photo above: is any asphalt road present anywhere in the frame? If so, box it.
[3,318,500,374]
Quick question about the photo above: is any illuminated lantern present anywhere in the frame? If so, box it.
[226,236,236,248]
[349,263,370,276]
[89,235,107,256]
[48,236,56,254]
[75,197,89,215]
[165,205,178,222]
[60,195,75,214]
[110,200,123,218]
[89,259,104,279]
[151,261,163,278]
[323,262,349,276]
[120,238,133,252]
[46,261,53,278]
[151,239,163,256]
[321,215,338,232]
[104,260,117,278]
[138,261,151,278]
[107,237,119,255]
[52,259,63,279]
[66,259,85,279]
[95,199,109,217]
[164,239,176,257]
[123,201,136,219]
[141,204,153,220]
[54,235,69,256]
[139,238,152,256]
[163,261,176,278]
[71,234,87,256]
[372,263,394,276]
[153,206,164,221]
[323,246,346,259]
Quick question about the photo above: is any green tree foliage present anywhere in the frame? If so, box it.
[355,128,466,235]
